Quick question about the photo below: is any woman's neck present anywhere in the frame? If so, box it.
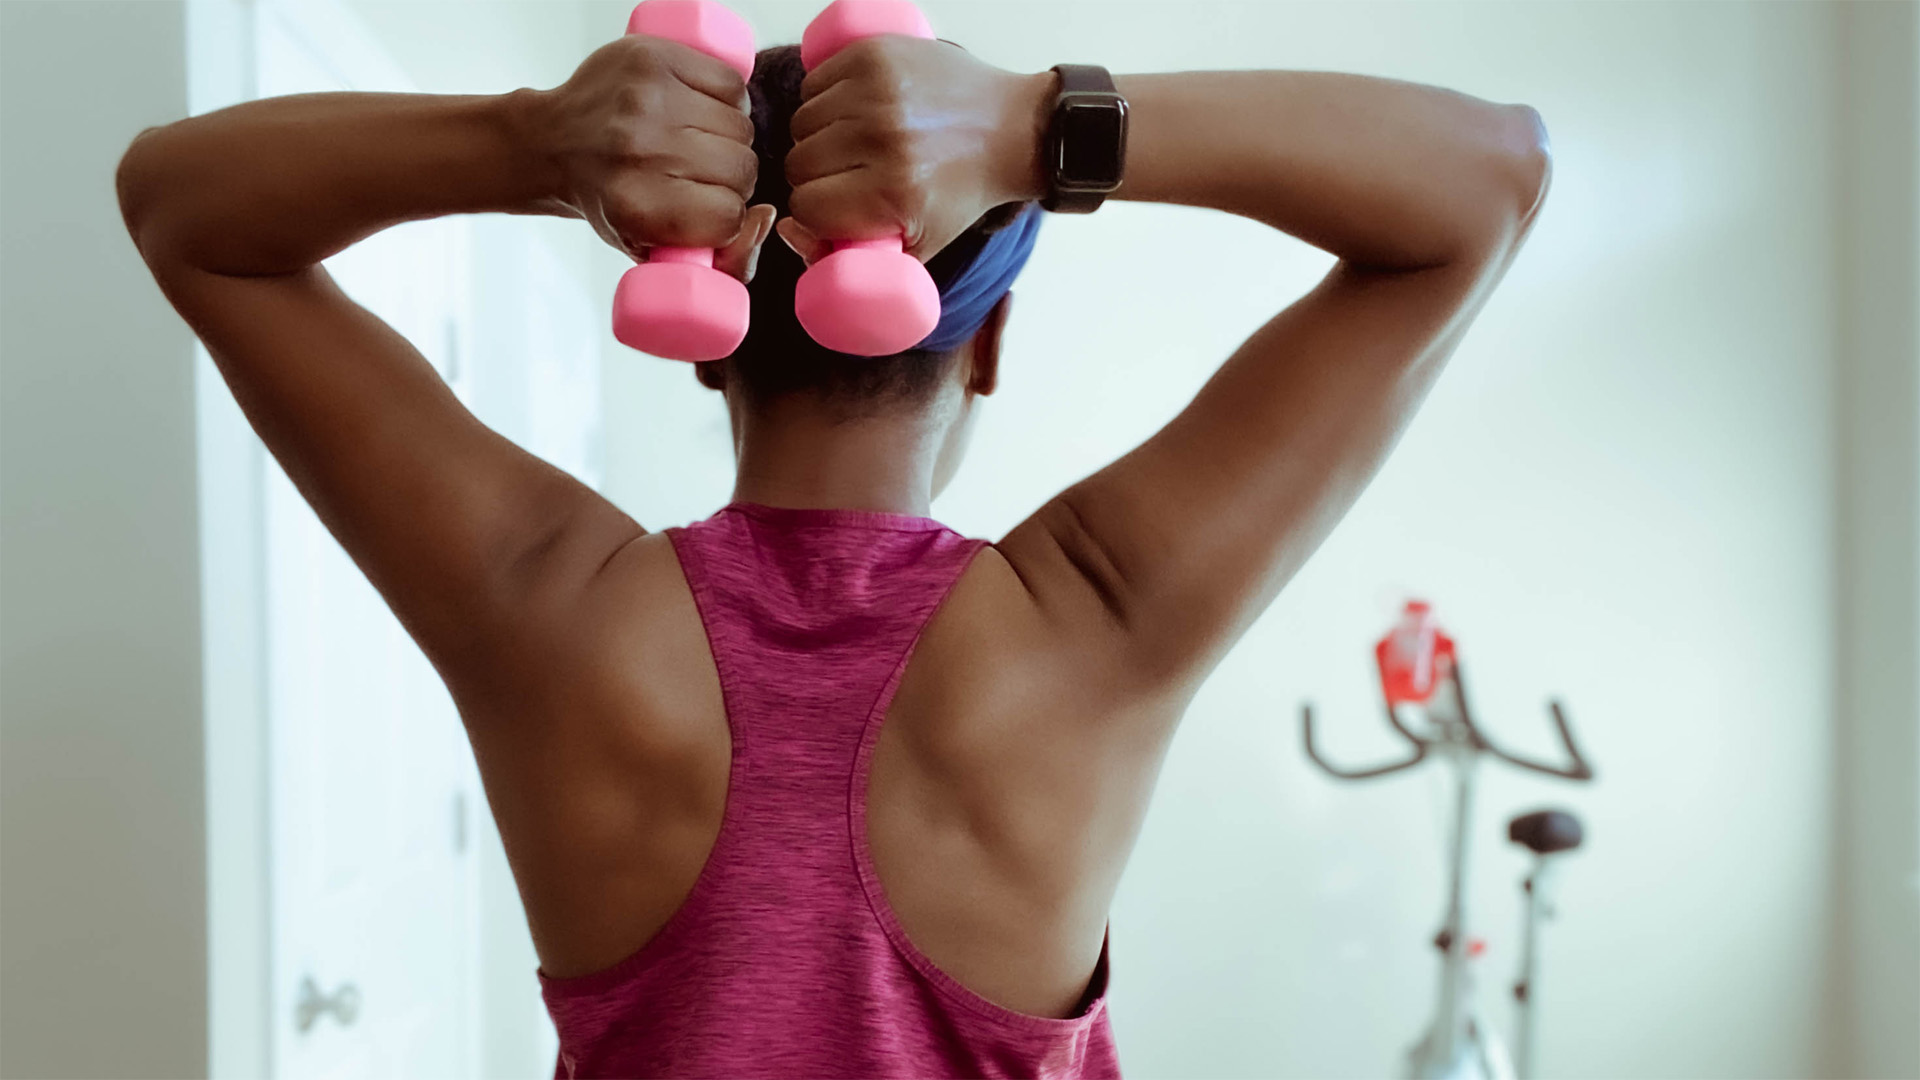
[728,397,945,516]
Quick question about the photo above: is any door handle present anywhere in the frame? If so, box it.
[294,975,361,1033]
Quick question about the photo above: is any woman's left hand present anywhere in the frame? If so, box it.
[780,36,1048,265]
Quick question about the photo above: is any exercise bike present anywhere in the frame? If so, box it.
[1301,601,1595,1080]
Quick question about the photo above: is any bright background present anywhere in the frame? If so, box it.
[2,1,1915,1078]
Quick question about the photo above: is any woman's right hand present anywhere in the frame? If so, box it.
[526,35,761,262]
[780,37,1047,266]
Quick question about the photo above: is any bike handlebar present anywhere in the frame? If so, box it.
[1300,659,1596,784]
[1301,703,1428,779]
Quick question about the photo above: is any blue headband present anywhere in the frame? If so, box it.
[916,202,1043,353]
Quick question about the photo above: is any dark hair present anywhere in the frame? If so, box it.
[707,45,1020,414]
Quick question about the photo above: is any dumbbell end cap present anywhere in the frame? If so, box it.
[801,0,934,70]
[794,247,941,357]
[613,263,750,361]
[628,0,756,80]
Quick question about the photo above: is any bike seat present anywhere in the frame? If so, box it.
[1508,808,1584,855]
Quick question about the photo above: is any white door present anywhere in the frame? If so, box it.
[255,4,480,1077]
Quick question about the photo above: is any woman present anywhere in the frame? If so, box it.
[118,22,1547,1079]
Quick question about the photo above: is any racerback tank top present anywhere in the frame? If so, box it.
[537,502,1121,1079]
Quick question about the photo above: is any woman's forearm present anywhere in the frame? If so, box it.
[1004,70,1547,271]
[118,90,560,276]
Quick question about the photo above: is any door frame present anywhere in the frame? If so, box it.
[192,1,482,1075]
[190,1,271,1073]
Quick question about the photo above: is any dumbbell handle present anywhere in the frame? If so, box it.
[647,248,717,266]
[793,1,941,356]
[630,0,754,271]
[612,1,754,360]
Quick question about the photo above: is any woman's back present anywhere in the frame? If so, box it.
[529,503,1121,1078]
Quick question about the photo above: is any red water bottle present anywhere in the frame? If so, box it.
[1375,600,1456,707]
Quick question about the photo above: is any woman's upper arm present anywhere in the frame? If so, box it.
[158,258,640,667]
[997,253,1513,693]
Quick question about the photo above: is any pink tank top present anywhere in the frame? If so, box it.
[537,502,1121,1079]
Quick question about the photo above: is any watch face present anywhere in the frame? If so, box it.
[1057,98,1126,188]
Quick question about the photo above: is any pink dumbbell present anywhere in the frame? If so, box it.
[611,0,756,361]
[794,0,942,357]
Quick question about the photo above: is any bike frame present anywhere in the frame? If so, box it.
[1300,606,1594,1080]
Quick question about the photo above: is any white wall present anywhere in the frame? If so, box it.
[0,3,208,1077]
[593,2,1847,1077]
[1833,4,1920,1077]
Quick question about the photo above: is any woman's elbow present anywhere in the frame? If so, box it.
[115,126,177,260]
[1498,104,1552,235]
[1445,103,1550,266]
[116,132,155,240]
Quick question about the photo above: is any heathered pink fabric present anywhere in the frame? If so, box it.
[537,502,1121,1080]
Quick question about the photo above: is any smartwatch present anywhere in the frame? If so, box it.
[1041,64,1129,214]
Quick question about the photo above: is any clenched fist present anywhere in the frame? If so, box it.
[529,34,774,277]
[779,37,1048,266]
